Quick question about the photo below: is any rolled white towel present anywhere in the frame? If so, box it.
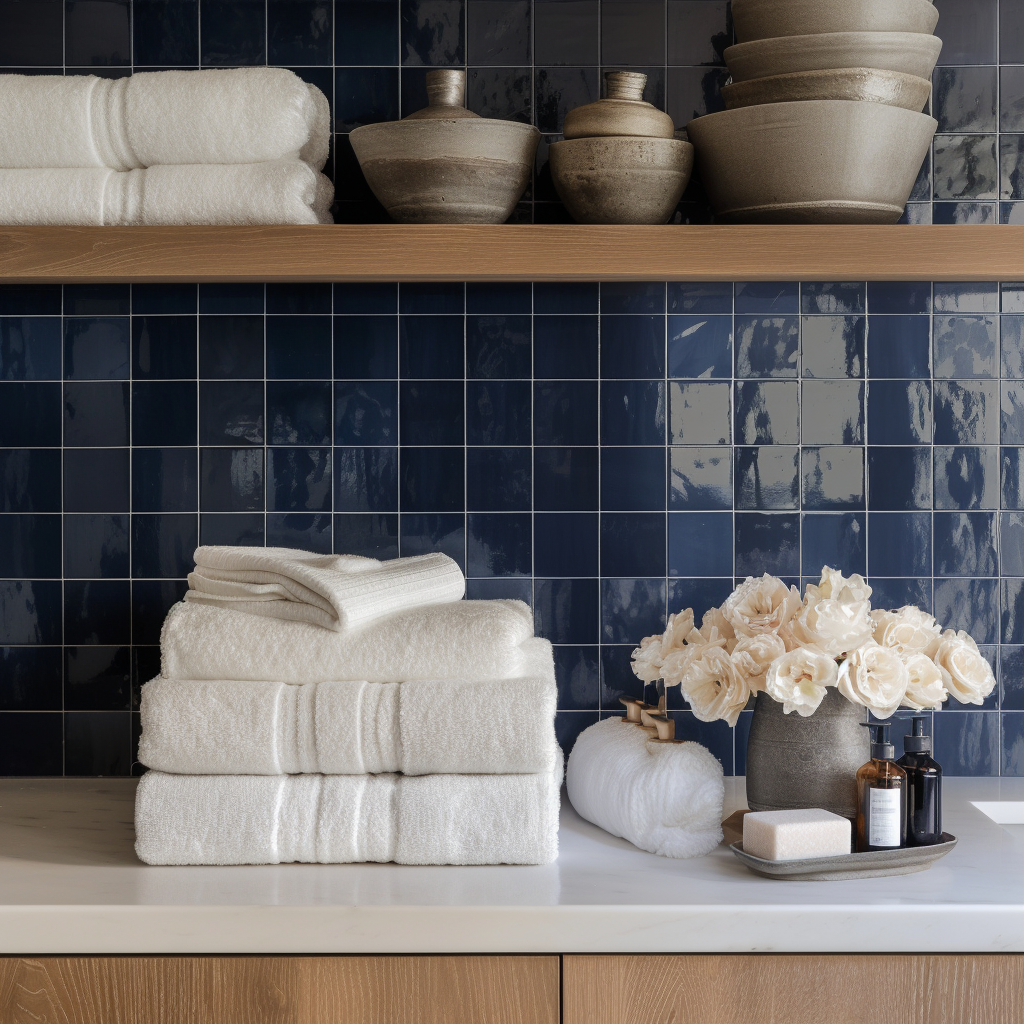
[138,639,558,776]
[0,161,334,226]
[0,69,330,170]
[184,546,465,632]
[134,768,562,865]
[161,598,538,683]
[566,717,725,858]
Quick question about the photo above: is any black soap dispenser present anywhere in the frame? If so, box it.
[856,722,907,852]
[897,715,943,847]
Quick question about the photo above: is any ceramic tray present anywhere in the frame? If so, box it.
[729,833,957,881]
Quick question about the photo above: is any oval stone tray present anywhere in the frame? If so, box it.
[730,833,957,881]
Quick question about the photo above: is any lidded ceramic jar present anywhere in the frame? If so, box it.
[350,69,540,224]
[550,71,693,225]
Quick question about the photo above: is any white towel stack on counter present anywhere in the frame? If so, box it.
[0,68,333,225]
[134,546,562,866]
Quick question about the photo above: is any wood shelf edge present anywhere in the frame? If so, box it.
[0,224,1020,283]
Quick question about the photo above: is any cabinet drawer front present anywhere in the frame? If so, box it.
[564,954,1024,1024]
[0,955,559,1024]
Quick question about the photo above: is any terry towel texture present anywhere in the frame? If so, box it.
[161,598,537,683]
[135,768,562,865]
[566,717,725,859]
[184,547,465,632]
[138,639,558,776]
[0,69,330,170]
[0,161,333,226]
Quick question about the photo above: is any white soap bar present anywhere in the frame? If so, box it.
[742,808,851,862]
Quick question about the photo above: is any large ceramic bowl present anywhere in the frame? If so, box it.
[732,0,938,43]
[350,119,540,224]
[549,136,693,224]
[685,100,936,223]
[722,68,931,112]
[724,31,943,83]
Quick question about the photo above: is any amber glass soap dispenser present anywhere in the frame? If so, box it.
[856,723,907,852]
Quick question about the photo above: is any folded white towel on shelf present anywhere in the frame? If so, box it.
[0,161,334,226]
[161,598,537,683]
[566,717,725,859]
[184,546,466,632]
[0,69,330,171]
[134,768,562,865]
[138,639,557,776]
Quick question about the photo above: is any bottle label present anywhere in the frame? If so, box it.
[868,788,901,847]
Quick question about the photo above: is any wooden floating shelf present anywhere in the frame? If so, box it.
[0,224,1022,283]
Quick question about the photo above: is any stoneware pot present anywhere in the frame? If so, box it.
[549,136,693,224]
[563,70,674,140]
[722,68,932,112]
[350,69,540,224]
[724,31,943,83]
[746,688,869,820]
[731,0,938,44]
[686,99,937,223]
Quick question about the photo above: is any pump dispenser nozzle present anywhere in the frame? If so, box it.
[900,714,932,754]
[860,721,895,760]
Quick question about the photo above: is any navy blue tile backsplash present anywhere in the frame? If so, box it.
[0,2,1023,776]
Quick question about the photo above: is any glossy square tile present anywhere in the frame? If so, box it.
[933,202,998,225]
[467,315,531,379]
[734,379,800,446]
[400,0,464,65]
[733,316,798,379]
[63,448,128,513]
[334,381,396,445]
[0,449,61,513]
[199,380,264,446]
[1002,67,1024,133]
[933,66,997,133]
[936,0,997,64]
[933,283,998,315]
[600,314,665,378]
[533,512,598,576]
[933,712,999,776]
[600,381,665,445]
[801,315,865,378]
[601,513,665,577]
[200,448,265,513]
[0,286,61,317]
[65,645,130,711]
[668,512,732,577]
[1003,713,1024,774]
[199,284,263,316]
[935,577,998,645]
[0,383,58,447]
[0,514,61,578]
[933,315,997,379]
[933,512,998,576]
[801,282,865,316]
[399,381,464,445]
[130,514,198,578]
[65,711,131,776]
[333,512,399,559]
[668,282,732,316]
[63,579,130,645]
[465,512,530,576]
[199,315,264,380]
[333,317,398,379]
[466,447,531,511]
[670,446,731,511]
[533,0,598,65]
[866,316,931,378]
[801,379,864,445]
[867,447,931,511]
[266,512,331,553]
[669,381,731,444]
[1003,447,1024,508]
[734,282,799,315]
[534,380,598,445]
[65,0,130,66]
[401,447,464,513]
[802,512,866,578]
[1002,135,1024,201]
[601,447,665,511]
[534,447,598,511]
[867,512,932,577]
[734,446,799,511]
[534,578,598,645]
[666,0,729,65]
[335,0,397,64]
[466,380,530,445]
[668,315,731,379]
[734,513,799,577]
[933,380,999,444]
[0,647,62,712]
[63,381,129,447]
[200,0,266,64]
[64,317,129,381]
[665,65,728,126]
[801,446,864,511]
[933,135,999,200]
[398,315,464,378]
[867,380,931,444]
[132,448,197,514]
[267,316,332,380]
[601,577,666,646]
[399,512,465,568]
[267,447,332,514]
[533,315,598,378]
[468,66,532,122]
[934,445,999,510]
[0,712,62,775]
[132,381,197,446]
[534,67,598,133]
[268,380,332,446]
[551,646,600,711]
[0,0,63,65]
[200,512,266,548]
[0,317,60,381]
[268,0,332,65]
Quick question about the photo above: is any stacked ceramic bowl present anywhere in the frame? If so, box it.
[549,72,693,224]
[686,0,941,223]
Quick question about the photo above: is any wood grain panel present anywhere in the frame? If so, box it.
[0,224,1022,282]
[0,955,558,1024]
[564,954,1024,1024]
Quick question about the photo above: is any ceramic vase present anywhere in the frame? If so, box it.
[745,688,869,819]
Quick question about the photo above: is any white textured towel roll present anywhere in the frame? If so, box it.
[0,69,330,170]
[184,547,466,632]
[138,639,558,776]
[566,717,725,858]
[0,161,334,226]
[134,769,562,865]
[161,599,537,683]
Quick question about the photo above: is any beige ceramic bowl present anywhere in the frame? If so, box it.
[731,0,938,43]
[685,100,936,223]
[725,31,943,83]
[549,136,693,224]
[350,119,540,224]
[722,67,932,112]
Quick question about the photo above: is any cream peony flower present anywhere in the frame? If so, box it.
[631,632,667,683]
[701,605,736,643]
[765,647,839,717]
[837,642,909,718]
[630,608,702,682]
[933,629,996,706]
[786,596,874,658]
[902,653,948,710]
[732,632,787,693]
[678,645,750,727]
[720,573,801,638]
[872,605,942,660]
[807,566,872,605]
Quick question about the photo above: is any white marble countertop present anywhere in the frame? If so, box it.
[2,776,1024,954]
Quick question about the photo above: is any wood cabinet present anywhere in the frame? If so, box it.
[563,954,1024,1024]
[0,955,559,1024]
[4,953,1023,1024]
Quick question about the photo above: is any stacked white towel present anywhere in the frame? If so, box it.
[135,545,561,866]
[0,68,334,225]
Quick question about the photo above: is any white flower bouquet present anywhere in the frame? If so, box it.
[631,567,996,726]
